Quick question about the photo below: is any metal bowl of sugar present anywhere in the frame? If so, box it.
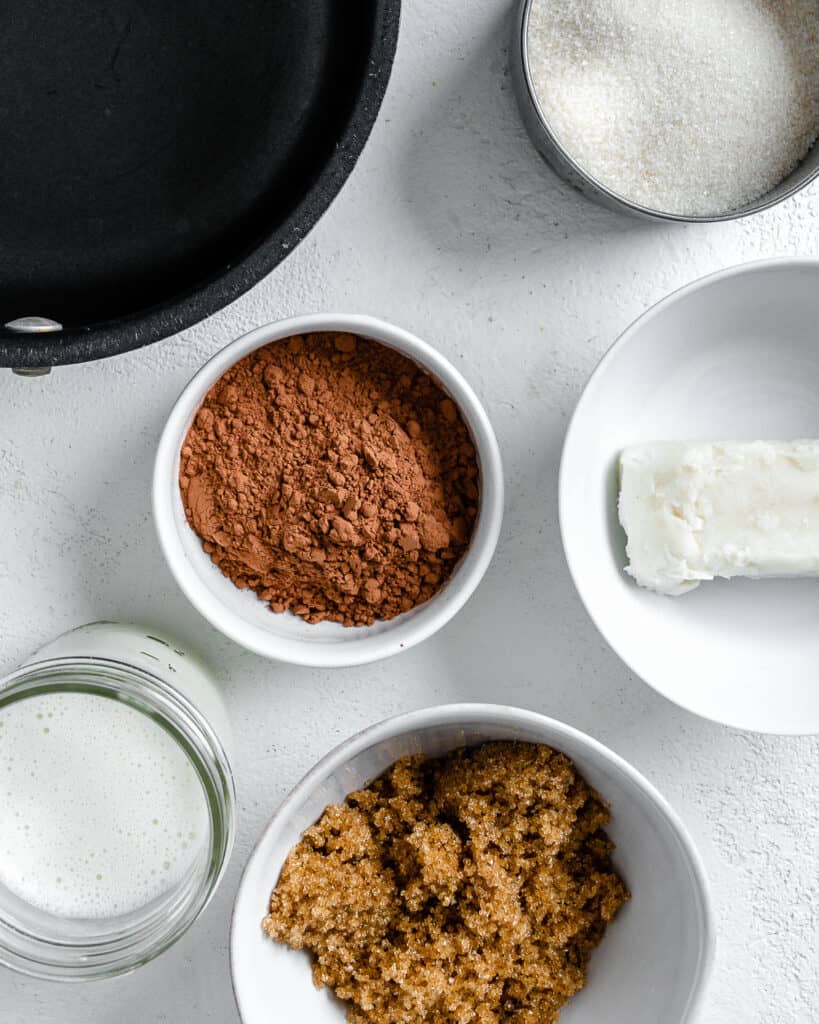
[511,0,819,223]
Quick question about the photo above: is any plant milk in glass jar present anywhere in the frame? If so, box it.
[0,622,234,979]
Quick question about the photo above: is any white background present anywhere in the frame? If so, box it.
[3,2,819,1021]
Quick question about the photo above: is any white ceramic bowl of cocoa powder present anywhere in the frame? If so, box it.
[153,314,503,666]
[230,703,714,1024]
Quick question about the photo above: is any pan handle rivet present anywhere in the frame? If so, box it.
[6,317,63,377]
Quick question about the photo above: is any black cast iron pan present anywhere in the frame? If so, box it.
[0,1,400,370]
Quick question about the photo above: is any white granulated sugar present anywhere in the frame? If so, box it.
[526,0,819,216]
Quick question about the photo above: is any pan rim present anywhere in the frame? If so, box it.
[0,0,401,368]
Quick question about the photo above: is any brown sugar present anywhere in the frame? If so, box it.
[179,332,480,626]
[262,742,629,1024]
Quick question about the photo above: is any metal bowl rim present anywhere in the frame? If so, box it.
[517,0,819,224]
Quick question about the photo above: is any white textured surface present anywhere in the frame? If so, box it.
[2,1,819,1020]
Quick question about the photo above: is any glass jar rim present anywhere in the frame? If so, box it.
[0,656,235,981]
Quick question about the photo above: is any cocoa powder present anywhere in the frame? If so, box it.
[179,332,480,627]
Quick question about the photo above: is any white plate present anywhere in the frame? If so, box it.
[560,258,819,733]
[230,705,713,1024]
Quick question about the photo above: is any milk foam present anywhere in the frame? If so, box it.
[0,692,209,919]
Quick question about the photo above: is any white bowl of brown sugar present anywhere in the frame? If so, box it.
[230,703,714,1024]
[153,315,503,666]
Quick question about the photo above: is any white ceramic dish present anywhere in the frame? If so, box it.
[560,258,819,733]
[230,703,713,1024]
[154,315,503,667]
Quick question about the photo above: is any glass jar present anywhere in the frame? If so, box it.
[0,622,235,980]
